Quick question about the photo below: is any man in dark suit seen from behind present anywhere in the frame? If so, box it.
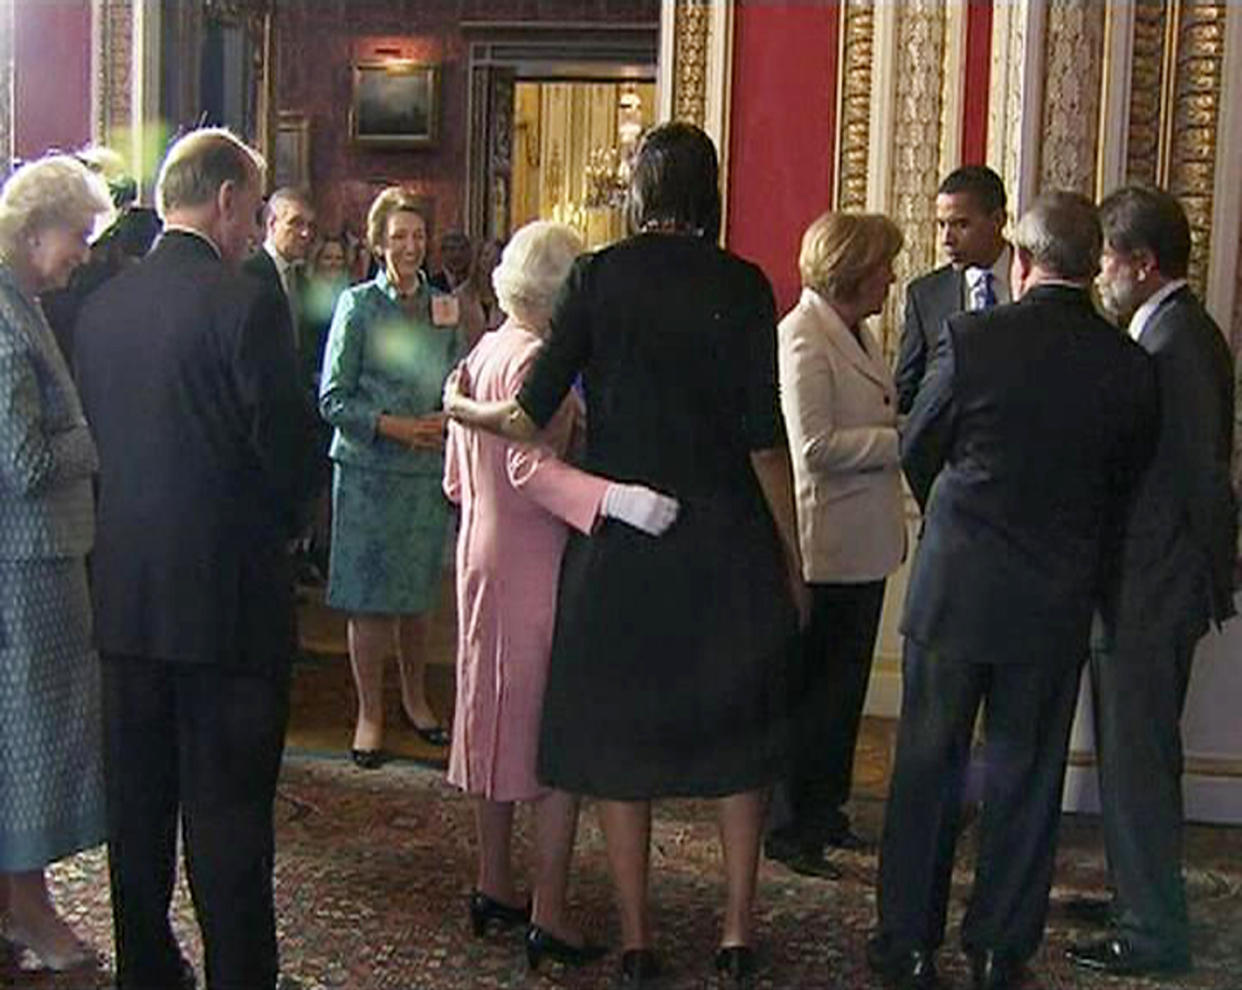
[74,128,316,990]
[895,165,1011,414]
[1067,186,1237,978]
[867,192,1156,990]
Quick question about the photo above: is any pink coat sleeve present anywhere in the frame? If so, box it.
[442,420,463,504]
[504,350,608,533]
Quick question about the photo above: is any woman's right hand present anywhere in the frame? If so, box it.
[442,362,472,419]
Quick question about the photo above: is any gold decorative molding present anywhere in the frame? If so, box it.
[671,0,709,128]
[1167,0,1227,296]
[884,0,948,363]
[836,0,874,212]
[1126,0,1168,185]
[1039,0,1105,195]
[1071,750,1242,780]
[97,0,134,145]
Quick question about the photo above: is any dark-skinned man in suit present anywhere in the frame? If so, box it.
[75,128,316,990]
[867,192,1156,990]
[895,165,1011,414]
[1067,186,1237,978]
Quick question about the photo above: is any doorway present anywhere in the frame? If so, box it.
[463,24,658,244]
[511,80,656,249]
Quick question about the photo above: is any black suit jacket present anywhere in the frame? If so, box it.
[900,283,1157,667]
[241,247,284,300]
[75,231,317,672]
[895,264,965,414]
[1105,286,1237,643]
[243,247,323,393]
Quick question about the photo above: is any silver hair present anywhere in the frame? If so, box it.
[0,154,114,259]
[156,126,264,218]
[491,221,584,331]
[1012,191,1101,280]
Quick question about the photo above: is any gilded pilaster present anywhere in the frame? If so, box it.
[1126,0,1168,186]
[836,1,874,212]
[97,0,134,145]
[1167,0,1226,295]
[672,0,709,128]
[1039,0,1105,195]
[884,1,948,361]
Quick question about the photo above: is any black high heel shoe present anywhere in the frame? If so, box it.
[400,708,451,747]
[618,948,662,986]
[349,748,385,770]
[524,924,607,970]
[468,890,529,937]
[715,945,756,986]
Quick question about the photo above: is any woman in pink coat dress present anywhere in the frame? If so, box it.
[443,221,678,971]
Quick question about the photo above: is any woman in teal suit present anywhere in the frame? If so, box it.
[0,154,113,970]
[320,188,461,767]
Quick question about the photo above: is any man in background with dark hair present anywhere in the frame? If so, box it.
[1067,186,1236,978]
[244,187,316,361]
[895,165,1011,414]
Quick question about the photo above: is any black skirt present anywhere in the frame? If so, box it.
[536,492,797,799]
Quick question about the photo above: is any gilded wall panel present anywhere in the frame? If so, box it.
[883,0,947,362]
[1168,0,1226,295]
[99,0,134,143]
[1126,0,1167,186]
[836,1,874,212]
[672,0,709,127]
[1039,0,1105,195]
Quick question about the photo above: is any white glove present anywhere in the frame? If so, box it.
[601,483,679,536]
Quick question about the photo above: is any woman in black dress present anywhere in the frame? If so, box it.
[444,123,803,987]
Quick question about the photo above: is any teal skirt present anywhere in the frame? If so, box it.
[327,462,449,615]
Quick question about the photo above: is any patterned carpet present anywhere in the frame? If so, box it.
[10,590,1242,988]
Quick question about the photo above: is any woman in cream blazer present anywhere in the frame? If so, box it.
[769,211,906,874]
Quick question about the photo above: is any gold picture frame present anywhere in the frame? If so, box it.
[351,61,440,149]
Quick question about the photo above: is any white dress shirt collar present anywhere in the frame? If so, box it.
[1127,278,1187,343]
[964,244,1012,310]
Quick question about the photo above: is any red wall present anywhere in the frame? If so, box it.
[13,0,93,159]
[961,0,993,165]
[726,2,840,314]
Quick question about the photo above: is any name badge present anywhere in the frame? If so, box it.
[431,294,460,327]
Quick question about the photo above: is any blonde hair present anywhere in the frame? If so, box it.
[492,221,583,331]
[366,187,426,255]
[0,153,114,259]
[155,127,264,218]
[799,211,903,302]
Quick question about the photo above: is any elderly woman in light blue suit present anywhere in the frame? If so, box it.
[0,154,113,971]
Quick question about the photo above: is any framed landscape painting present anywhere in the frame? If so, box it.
[351,61,440,148]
